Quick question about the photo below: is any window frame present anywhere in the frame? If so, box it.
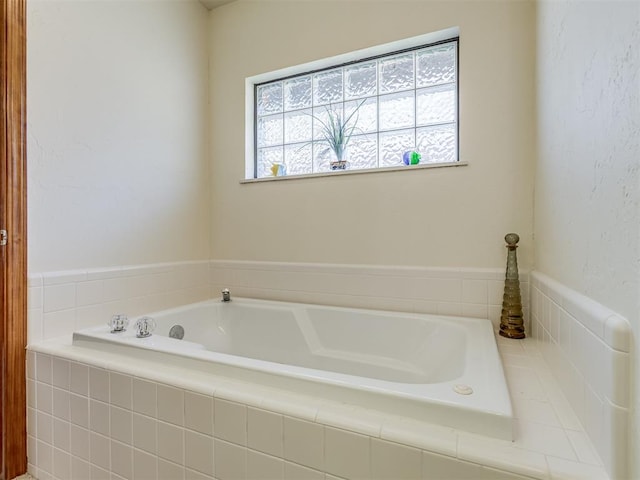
[245,27,460,181]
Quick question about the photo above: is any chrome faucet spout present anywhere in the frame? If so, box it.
[221,288,231,302]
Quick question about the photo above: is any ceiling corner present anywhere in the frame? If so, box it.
[199,0,237,10]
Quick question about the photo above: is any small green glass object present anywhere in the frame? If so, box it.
[403,150,421,165]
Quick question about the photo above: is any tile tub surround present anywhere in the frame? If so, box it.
[529,271,632,479]
[28,261,211,345]
[208,260,530,330]
[30,260,530,347]
[26,335,607,480]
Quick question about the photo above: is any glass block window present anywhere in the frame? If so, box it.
[253,38,458,179]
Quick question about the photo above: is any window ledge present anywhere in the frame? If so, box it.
[240,161,467,184]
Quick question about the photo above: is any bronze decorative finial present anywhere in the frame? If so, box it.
[499,233,525,339]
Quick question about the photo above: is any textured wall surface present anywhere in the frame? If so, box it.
[208,0,536,269]
[534,1,640,477]
[27,0,211,272]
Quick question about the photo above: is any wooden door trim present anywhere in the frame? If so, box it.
[1,0,28,478]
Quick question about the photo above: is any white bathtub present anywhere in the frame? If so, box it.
[72,297,514,440]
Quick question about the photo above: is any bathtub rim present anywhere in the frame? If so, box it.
[71,296,514,440]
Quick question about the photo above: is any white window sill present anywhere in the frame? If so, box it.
[240,161,467,184]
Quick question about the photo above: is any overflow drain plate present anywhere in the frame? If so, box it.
[453,384,474,395]
[169,325,185,340]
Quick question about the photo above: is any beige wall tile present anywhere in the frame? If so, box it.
[283,462,323,480]
[214,439,247,480]
[71,456,91,480]
[422,451,484,479]
[89,432,110,470]
[110,440,133,479]
[111,406,133,445]
[52,388,70,422]
[324,427,370,479]
[134,448,158,480]
[53,447,71,479]
[36,411,53,445]
[247,450,284,480]
[185,392,213,436]
[248,407,283,457]
[89,368,110,402]
[185,430,214,476]
[69,425,90,462]
[158,384,185,426]
[158,421,185,465]
[215,399,247,445]
[69,363,88,396]
[371,439,421,479]
[110,373,132,410]
[53,418,70,452]
[36,382,53,415]
[36,354,52,384]
[133,379,157,418]
[89,400,110,436]
[69,394,88,428]
[283,417,323,471]
[133,413,157,454]
[158,458,185,480]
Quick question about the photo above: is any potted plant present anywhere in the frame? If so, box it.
[311,100,365,170]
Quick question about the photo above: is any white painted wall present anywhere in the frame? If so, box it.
[534,0,640,476]
[27,0,211,272]
[23,0,640,473]
[208,0,536,270]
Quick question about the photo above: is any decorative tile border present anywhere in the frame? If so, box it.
[530,271,631,479]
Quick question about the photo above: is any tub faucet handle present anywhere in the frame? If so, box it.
[134,316,156,338]
[108,314,129,333]
[222,288,231,302]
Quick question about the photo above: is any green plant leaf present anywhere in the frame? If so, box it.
[298,99,366,161]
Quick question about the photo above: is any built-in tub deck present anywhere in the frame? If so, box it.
[72,297,513,440]
[27,298,608,480]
